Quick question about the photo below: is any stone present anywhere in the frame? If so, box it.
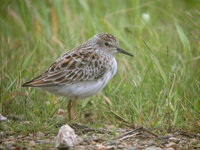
[75,146,87,150]
[0,132,4,137]
[127,146,137,150]
[29,141,36,146]
[164,133,173,138]
[194,143,200,149]
[12,143,25,149]
[17,135,23,138]
[145,146,162,150]
[163,148,175,150]
[75,145,96,150]
[146,140,155,146]
[57,108,67,115]
[49,141,55,144]
[5,144,12,149]
[0,145,5,150]
[169,137,180,144]
[161,140,169,145]
[136,134,146,139]
[165,142,179,149]
[96,144,106,149]
[8,136,15,140]
[190,138,199,145]
[8,136,16,143]
[55,124,78,148]
[117,145,125,149]
[110,142,119,146]
[44,139,50,143]
[8,147,15,150]
[174,132,179,136]
[9,131,14,135]
[36,140,47,144]
[179,140,187,145]
[0,114,8,122]
[105,145,115,149]
[2,125,9,131]
[35,131,44,137]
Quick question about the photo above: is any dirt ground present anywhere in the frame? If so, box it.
[0,121,200,150]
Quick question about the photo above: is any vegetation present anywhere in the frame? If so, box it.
[1,0,199,133]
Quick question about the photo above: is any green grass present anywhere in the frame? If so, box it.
[0,0,200,134]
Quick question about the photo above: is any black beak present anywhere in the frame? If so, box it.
[116,47,134,57]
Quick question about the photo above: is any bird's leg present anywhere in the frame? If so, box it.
[67,99,72,121]
[72,97,78,119]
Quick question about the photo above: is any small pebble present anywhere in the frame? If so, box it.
[8,136,16,143]
[44,139,50,143]
[5,144,12,149]
[29,141,36,146]
[136,134,146,139]
[9,147,15,150]
[164,133,173,138]
[36,140,46,144]
[49,141,55,144]
[145,146,162,150]
[174,132,179,136]
[169,137,180,144]
[80,141,88,145]
[35,131,44,137]
[75,146,86,150]
[165,142,179,148]
[8,136,15,141]
[0,145,5,150]
[117,145,125,149]
[110,142,119,146]
[0,132,4,136]
[146,140,155,146]
[161,140,169,145]
[9,131,14,135]
[127,146,137,150]
[0,114,8,121]
[75,145,96,150]
[179,140,187,145]
[194,144,200,149]
[17,135,23,138]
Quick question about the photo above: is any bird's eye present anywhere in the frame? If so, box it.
[104,42,109,47]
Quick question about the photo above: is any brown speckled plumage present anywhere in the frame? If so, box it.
[22,32,133,120]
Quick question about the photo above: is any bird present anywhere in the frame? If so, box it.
[22,32,133,121]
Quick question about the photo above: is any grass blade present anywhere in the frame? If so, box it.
[141,38,167,85]
[173,17,190,64]
[21,40,40,71]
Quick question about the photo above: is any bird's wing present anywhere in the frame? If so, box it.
[22,44,108,87]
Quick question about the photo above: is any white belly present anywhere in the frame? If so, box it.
[41,58,117,100]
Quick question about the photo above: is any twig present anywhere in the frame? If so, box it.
[119,133,138,141]
[72,122,112,134]
[115,126,158,140]
[142,127,159,137]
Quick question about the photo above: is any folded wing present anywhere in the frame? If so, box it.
[22,44,108,87]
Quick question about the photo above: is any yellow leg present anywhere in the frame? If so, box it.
[67,99,72,121]
[72,97,78,119]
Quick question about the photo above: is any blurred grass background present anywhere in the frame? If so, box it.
[0,0,200,133]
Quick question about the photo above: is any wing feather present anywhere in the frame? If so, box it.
[21,43,108,87]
